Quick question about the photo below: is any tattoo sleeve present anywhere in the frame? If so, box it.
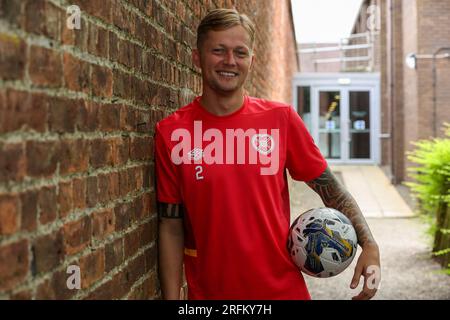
[157,202,184,219]
[305,166,377,248]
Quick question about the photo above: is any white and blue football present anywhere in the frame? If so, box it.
[287,207,358,278]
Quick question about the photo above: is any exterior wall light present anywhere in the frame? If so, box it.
[405,48,450,136]
[405,53,416,69]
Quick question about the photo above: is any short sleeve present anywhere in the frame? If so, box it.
[155,123,182,203]
[286,106,328,181]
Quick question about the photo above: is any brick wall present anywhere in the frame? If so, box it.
[375,0,390,170]
[379,0,406,183]
[416,0,450,140]
[401,0,419,183]
[402,0,450,181]
[0,0,298,299]
[390,0,404,183]
[243,0,298,103]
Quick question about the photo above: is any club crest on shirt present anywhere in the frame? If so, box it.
[251,134,275,155]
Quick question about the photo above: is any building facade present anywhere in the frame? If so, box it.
[295,0,450,184]
[352,0,450,183]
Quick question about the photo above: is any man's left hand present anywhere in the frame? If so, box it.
[350,243,381,300]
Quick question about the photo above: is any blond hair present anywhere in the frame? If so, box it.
[196,8,256,50]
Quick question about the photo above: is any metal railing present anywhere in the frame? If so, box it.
[298,31,379,72]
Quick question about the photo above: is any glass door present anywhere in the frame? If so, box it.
[316,89,343,160]
[312,87,374,163]
[293,74,380,164]
[348,90,371,159]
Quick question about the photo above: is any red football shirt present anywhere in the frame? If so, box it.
[155,95,327,299]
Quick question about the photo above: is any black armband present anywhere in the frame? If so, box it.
[157,202,184,219]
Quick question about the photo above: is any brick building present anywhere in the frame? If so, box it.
[295,0,450,184]
[351,0,450,183]
[0,0,298,299]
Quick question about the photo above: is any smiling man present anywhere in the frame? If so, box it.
[155,8,380,300]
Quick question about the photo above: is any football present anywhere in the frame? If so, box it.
[287,207,358,278]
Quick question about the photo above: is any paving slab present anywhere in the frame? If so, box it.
[332,165,415,218]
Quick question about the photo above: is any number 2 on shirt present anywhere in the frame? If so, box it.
[195,165,204,180]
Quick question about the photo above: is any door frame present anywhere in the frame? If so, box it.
[292,73,381,165]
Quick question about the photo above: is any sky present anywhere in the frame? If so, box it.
[291,0,364,44]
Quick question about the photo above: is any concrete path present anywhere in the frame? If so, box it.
[288,165,450,300]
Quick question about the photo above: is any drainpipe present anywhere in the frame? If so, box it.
[389,0,396,183]
[432,47,450,137]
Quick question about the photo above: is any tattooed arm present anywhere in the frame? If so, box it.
[306,166,381,300]
[305,166,376,247]
[158,202,184,300]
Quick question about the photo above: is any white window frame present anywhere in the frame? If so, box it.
[292,73,381,165]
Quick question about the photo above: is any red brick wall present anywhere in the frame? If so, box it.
[372,0,390,171]
[402,0,450,182]
[242,0,298,103]
[0,0,297,299]
[416,0,450,140]
[390,0,405,183]
[402,0,419,159]
[376,0,406,183]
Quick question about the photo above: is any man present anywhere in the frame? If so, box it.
[155,8,380,300]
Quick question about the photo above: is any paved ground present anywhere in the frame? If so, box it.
[288,165,450,300]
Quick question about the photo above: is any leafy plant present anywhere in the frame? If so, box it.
[405,123,450,273]
[405,123,450,213]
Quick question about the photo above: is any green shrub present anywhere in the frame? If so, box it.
[405,123,450,213]
[405,123,450,272]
